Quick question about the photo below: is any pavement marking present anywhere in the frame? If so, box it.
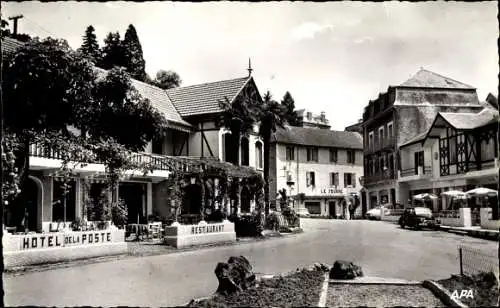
[317,273,329,307]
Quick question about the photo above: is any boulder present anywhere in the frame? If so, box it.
[329,260,364,280]
[214,256,256,295]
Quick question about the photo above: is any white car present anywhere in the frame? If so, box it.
[366,206,390,220]
[296,208,311,217]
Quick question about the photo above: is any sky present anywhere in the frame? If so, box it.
[3,1,499,130]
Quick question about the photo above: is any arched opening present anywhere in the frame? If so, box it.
[240,186,251,213]
[183,183,202,215]
[255,141,263,169]
[241,137,249,166]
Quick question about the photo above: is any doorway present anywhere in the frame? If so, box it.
[328,201,336,218]
[24,177,39,231]
[119,182,147,224]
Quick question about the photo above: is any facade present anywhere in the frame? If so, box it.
[361,68,495,213]
[296,109,331,129]
[269,126,363,217]
[398,104,498,219]
[3,37,265,232]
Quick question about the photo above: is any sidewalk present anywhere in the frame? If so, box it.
[439,225,499,241]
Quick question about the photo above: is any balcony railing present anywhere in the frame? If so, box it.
[364,170,396,184]
[365,136,396,154]
[400,166,432,178]
[29,142,175,171]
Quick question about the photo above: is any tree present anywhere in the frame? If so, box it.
[153,70,182,90]
[78,25,101,64]
[257,91,287,216]
[122,24,147,82]
[280,91,300,126]
[2,37,167,229]
[100,32,124,70]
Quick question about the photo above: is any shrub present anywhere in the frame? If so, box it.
[282,207,300,228]
[234,212,264,237]
[111,199,128,228]
[206,208,226,223]
[265,212,280,231]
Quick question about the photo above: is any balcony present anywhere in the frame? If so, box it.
[364,136,396,154]
[363,169,396,185]
[398,165,432,182]
[29,142,180,179]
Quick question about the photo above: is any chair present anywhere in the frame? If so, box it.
[148,222,162,240]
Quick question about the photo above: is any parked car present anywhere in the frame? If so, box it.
[296,208,311,218]
[366,206,390,220]
[398,207,440,230]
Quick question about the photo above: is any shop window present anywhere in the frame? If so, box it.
[305,201,321,215]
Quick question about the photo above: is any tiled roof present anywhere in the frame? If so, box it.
[166,77,251,117]
[394,89,480,107]
[400,131,429,147]
[272,126,363,150]
[439,108,499,130]
[1,37,25,57]
[95,68,191,131]
[399,69,475,89]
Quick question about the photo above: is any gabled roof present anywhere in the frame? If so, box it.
[399,68,475,89]
[1,37,25,57]
[166,76,252,117]
[95,68,192,132]
[438,108,498,130]
[400,131,429,148]
[272,126,363,150]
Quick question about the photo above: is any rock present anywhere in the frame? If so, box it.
[329,260,363,280]
[314,262,331,272]
[214,256,256,295]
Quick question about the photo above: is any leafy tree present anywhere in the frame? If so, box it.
[1,17,10,37]
[2,37,167,229]
[257,91,287,216]
[122,24,147,82]
[100,31,124,69]
[78,25,101,64]
[281,91,300,126]
[153,69,182,90]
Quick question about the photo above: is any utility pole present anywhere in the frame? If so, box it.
[8,15,23,35]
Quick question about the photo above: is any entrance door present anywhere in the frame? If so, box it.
[328,202,336,218]
[119,183,146,224]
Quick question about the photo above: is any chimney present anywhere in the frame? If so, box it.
[320,111,326,122]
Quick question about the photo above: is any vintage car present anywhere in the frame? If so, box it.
[398,207,440,230]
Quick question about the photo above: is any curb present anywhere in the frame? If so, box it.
[317,273,330,307]
[438,227,499,241]
[422,280,468,308]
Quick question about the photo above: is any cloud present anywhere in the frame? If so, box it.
[291,22,334,41]
[353,36,374,44]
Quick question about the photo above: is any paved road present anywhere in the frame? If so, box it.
[5,219,497,307]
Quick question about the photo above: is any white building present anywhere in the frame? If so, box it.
[269,126,364,217]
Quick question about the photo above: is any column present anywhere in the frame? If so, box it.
[75,178,82,221]
[147,182,153,217]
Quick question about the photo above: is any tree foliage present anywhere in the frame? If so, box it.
[281,91,300,126]
[100,31,125,70]
[2,37,167,228]
[122,24,147,82]
[78,25,101,64]
[152,69,182,90]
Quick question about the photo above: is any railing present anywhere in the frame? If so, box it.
[364,170,396,184]
[458,245,498,276]
[29,142,177,172]
[399,166,432,178]
[365,136,396,154]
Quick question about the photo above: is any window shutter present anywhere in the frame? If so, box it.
[344,173,348,187]
[335,173,339,186]
[352,173,356,187]
[306,172,311,186]
[352,151,356,164]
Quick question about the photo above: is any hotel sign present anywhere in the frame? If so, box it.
[20,231,113,250]
[319,188,344,195]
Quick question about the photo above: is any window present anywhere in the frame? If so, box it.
[241,137,249,166]
[388,122,393,137]
[304,202,321,215]
[449,136,457,164]
[306,172,316,187]
[388,154,394,172]
[380,156,385,170]
[307,147,318,162]
[379,127,384,146]
[414,151,424,174]
[152,137,163,155]
[329,148,338,163]
[347,150,356,164]
[368,132,374,149]
[286,146,295,161]
[330,172,339,187]
[344,173,356,188]
[255,141,263,169]
[307,112,312,120]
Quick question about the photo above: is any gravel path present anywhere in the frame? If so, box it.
[326,284,445,307]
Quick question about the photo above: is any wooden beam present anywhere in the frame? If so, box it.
[202,131,215,157]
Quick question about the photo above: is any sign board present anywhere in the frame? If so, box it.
[19,231,113,250]
[191,224,224,235]
[319,188,344,196]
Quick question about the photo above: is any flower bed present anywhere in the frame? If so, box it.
[326,284,444,307]
[437,272,499,307]
[187,269,325,307]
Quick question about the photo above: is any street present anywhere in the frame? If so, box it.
[5,219,497,307]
